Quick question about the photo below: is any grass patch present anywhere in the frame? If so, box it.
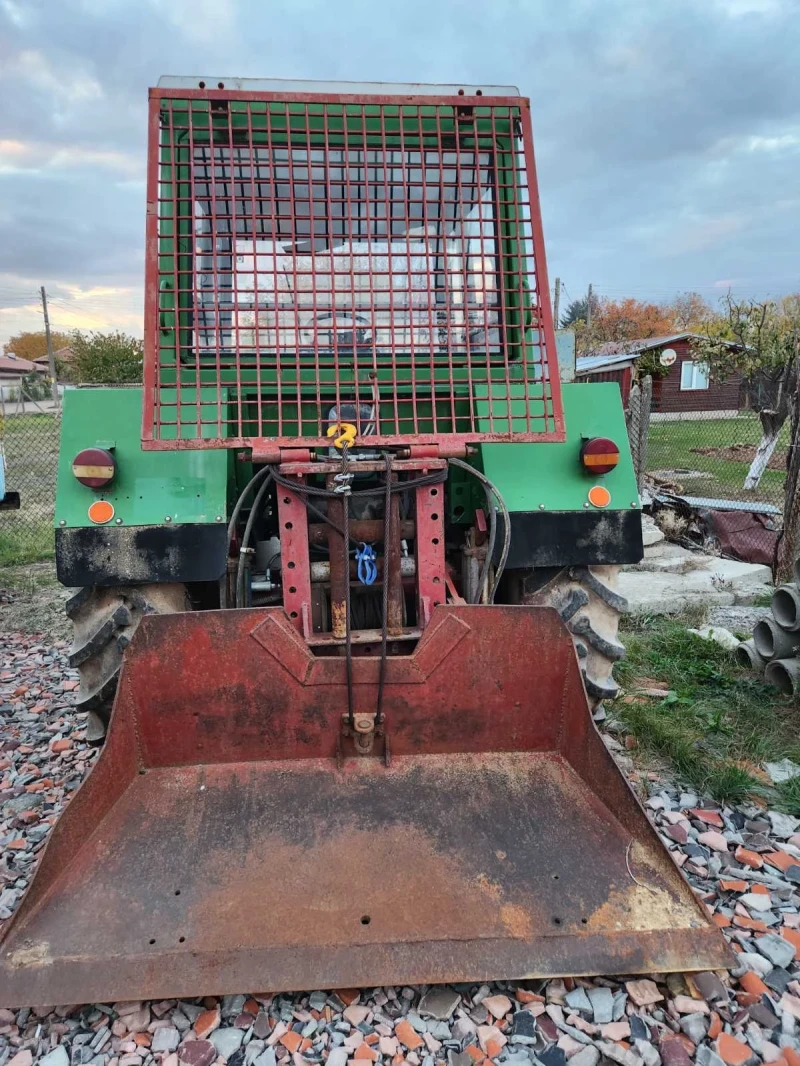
[616,616,800,803]
[0,412,59,566]
[0,520,54,566]
[647,413,788,506]
[776,775,800,817]
[749,589,776,608]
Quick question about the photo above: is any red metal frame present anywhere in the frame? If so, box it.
[142,87,565,451]
[275,458,447,640]
[415,477,446,626]
[276,478,312,637]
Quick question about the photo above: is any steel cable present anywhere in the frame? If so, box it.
[340,445,355,730]
[376,452,392,726]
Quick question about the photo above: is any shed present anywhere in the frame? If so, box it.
[576,333,745,416]
[574,350,637,405]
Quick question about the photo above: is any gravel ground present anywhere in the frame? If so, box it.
[1,632,799,1066]
[706,608,773,637]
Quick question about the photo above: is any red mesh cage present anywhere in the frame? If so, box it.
[143,86,565,450]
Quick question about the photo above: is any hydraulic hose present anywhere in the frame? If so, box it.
[222,464,274,609]
[235,471,275,608]
[447,458,511,604]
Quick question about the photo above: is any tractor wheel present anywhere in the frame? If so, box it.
[514,565,628,709]
[65,583,189,742]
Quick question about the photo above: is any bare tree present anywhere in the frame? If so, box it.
[669,291,713,331]
[693,294,800,491]
[775,366,800,583]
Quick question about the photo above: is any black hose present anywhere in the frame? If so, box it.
[447,458,511,604]
[227,464,272,549]
[235,471,275,608]
[272,467,446,500]
[223,464,273,609]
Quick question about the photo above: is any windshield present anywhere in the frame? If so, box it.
[191,143,501,359]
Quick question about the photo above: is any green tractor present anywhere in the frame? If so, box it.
[56,79,641,738]
[57,380,639,740]
[0,79,731,1008]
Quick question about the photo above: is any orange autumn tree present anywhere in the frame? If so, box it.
[3,330,71,363]
[573,298,675,355]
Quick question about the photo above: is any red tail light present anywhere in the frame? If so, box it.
[580,437,619,475]
[72,447,116,488]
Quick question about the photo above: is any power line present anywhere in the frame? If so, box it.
[47,296,140,319]
[47,298,134,317]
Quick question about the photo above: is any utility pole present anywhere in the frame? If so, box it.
[586,283,593,327]
[553,277,561,327]
[40,286,59,410]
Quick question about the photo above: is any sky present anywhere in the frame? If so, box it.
[0,0,798,347]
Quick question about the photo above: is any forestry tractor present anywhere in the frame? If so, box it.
[0,78,730,1006]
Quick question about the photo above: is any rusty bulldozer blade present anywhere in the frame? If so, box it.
[0,606,732,1006]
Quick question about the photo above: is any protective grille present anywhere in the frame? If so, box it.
[143,89,565,449]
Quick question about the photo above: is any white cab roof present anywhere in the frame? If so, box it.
[157,76,520,96]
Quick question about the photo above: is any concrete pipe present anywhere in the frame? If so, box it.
[734,639,768,674]
[752,617,800,660]
[771,584,800,632]
[764,657,800,695]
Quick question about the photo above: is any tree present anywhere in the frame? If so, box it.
[3,330,71,363]
[669,292,714,331]
[560,297,591,328]
[15,371,51,402]
[592,298,674,344]
[693,294,800,490]
[69,330,143,384]
[570,297,675,356]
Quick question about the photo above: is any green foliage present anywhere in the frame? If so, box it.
[69,330,143,384]
[616,617,800,804]
[776,774,800,816]
[635,350,671,379]
[692,294,800,385]
[560,297,591,328]
[15,371,51,402]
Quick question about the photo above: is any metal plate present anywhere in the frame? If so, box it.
[0,606,732,1006]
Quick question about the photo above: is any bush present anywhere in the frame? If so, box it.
[70,331,143,384]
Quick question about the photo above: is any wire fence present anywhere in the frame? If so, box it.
[0,373,792,572]
[0,391,60,567]
[627,381,791,570]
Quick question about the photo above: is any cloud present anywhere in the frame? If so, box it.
[0,139,141,177]
[0,0,798,345]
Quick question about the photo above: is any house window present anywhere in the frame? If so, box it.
[680,359,709,391]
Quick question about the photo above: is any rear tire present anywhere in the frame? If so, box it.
[513,565,627,708]
[66,583,189,741]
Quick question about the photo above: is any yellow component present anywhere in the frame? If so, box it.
[326,422,357,449]
[72,464,115,479]
[587,485,612,509]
